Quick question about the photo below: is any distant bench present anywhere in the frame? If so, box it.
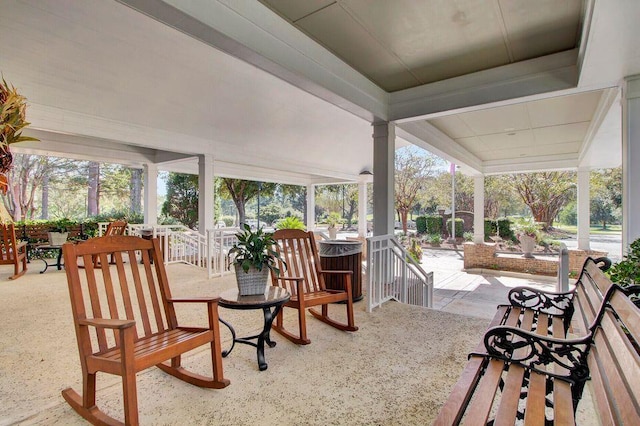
[435,257,640,424]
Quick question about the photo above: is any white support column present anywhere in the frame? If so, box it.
[198,154,215,234]
[623,75,640,249]
[577,168,591,250]
[473,175,485,244]
[306,184,315,231]
[372,122,395,236]
[143,163,158,225]
[358,182,367,238]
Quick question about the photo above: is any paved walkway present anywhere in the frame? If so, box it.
[421,248,557,319]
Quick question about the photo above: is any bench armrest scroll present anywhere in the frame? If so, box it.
[507,286,574,317]
[479,325,591,387]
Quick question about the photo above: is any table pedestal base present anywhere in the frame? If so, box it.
[219,302,285,371]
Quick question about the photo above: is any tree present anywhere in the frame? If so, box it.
[512,171,576,229]
[3,154,49,221]
[484,175,522,218]
[161,173,199,229]
[87,161,100,216]
[130,168,143,215]
[395,147,442,233]
[590,167,622,228]
[218,179,276,227]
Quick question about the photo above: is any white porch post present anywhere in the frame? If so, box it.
[623,75,640,249]
[372,122,395,236]
[577,168,591,250]
[473,175,485,244]
[358,180,368,238]
[198,154,215,234]
[143,163,158,225]
[306,184,315,230]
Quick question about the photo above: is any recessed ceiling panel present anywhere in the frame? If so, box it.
[429,116,475,139]
[341,0,510,84]
[478,130,535,149]
[532,122,590,145]
[499,0,581,61]
[296,3,419,91]
[527,91,602,127]
[457,103,530,135]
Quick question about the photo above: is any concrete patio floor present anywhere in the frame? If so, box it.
[0,253,590,425]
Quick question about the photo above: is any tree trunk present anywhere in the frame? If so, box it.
[130,168,142,214]
[88,162,100,216]
[400,209,408,234]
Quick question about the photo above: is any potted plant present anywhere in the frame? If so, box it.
[0,77,39,193]
[48,218,74,245]
[515,221,540,259]
[229,224,285,295]
[326,212,343,240]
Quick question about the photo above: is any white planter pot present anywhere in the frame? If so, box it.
[328,227,338,239]
[234,264,269,295]
[48,232,69,246]
[519,235,536,258]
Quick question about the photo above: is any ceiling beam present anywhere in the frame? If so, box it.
[483,154,578,175]
[389,50,579,122]
[116,0,388,122]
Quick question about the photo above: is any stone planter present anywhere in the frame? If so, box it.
[519,235,536,258]
[328,226,338,240]
[48,231,69,246]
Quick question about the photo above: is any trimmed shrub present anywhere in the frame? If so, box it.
[425,216,442,235]
[276,216,305,230]
[416,216,427,234]
[497,218,514,240]
[445,218,464,237]
[484,218,497,237]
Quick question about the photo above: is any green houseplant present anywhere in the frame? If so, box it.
[275,216,305,230]
[0,77,39,175]
[229,224,285,295]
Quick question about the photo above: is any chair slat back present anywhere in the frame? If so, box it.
[0,223,19,261]
[63,235,175,356]
[573,258,615,331]
[104,220,128,236]
[271,229,323,295]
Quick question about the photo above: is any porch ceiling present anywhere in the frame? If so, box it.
[1,0,639,181]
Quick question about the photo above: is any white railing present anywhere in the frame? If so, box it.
[207,227,240,278]
[366,234,433,312]
[128,224,207,267]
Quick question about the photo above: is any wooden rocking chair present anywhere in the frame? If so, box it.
[270,229,358,345]
[0,223,27,279]
[62,235,229,426]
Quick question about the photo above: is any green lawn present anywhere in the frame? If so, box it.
[554,224,622,235]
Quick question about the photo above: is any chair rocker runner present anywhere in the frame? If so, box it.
[270,229,357,345]
[62,235,229,426]
[0,222,27,279]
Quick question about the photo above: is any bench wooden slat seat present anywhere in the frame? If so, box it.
[0,222,28,279]
[62,235,229,426]
[435,257,640,425]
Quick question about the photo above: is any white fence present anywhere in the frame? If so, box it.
[206,227,240,278]
[366,235,433,312]
[125,224,208,267]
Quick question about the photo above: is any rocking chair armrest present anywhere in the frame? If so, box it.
[319,269,353,276]
[78,318,136,330]
[166,297,221,304]
[16,241,27,250]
